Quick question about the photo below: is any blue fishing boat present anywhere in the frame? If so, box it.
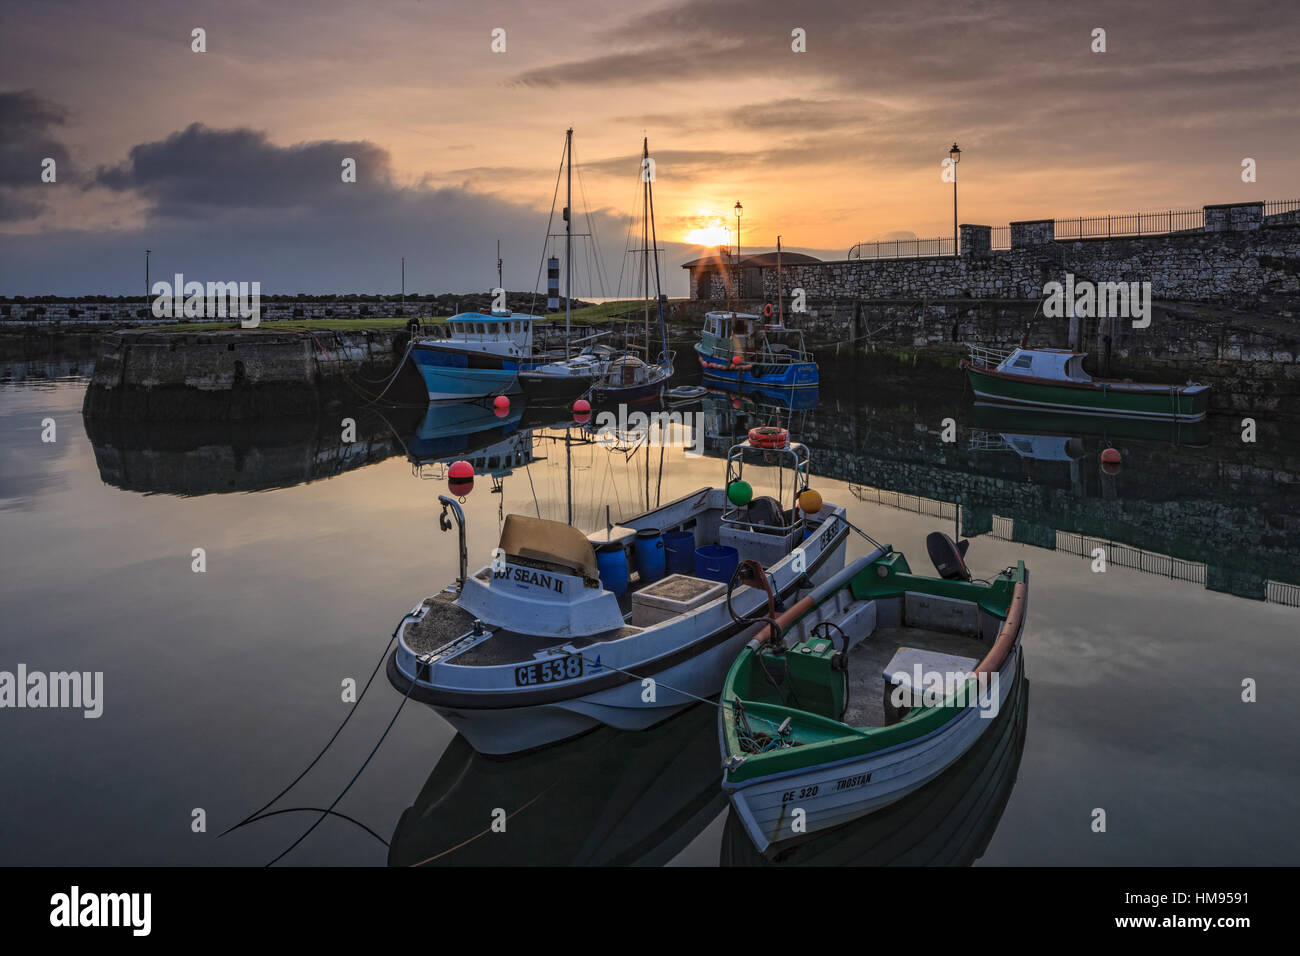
[695,310,818,389]
[409,311,551,401]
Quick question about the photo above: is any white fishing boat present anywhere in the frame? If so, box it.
[387,430,849,755]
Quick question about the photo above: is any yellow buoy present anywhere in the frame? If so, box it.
[798,489,823,514]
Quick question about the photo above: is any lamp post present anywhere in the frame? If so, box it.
[145,249,151,299]
[733,201,743,300]
[949,142,961,256]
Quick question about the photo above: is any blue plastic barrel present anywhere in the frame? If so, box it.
[634,528,666,584]
[596,543,629,596]
[695,544,740,583]
[664,530,697,574]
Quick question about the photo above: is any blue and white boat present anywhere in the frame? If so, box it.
[696,311,818,389]
[409,311,552,401]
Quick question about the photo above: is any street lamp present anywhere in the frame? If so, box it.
[949,142,961,256]
[145,249,151,299]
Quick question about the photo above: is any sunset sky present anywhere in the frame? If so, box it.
[2,0,1298,296]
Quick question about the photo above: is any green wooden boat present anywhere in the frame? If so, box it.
[719,542,1028,856]
[961,345,1209,422]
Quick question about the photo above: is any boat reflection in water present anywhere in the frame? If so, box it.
[969,403,1209,448]
[720,662,1028,866]
[387,702,724,866]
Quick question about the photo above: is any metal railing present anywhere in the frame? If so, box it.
[1056,531,1207,584]
[848,484,957,520]
[990,226,1010,250]
[1266,580,1300,607]
[1263,199,1300,218]
[847,236,955,260]
[1054,208,1204,240]
[966,344,1013,369]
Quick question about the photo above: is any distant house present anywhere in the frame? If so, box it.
[681,250,823,300]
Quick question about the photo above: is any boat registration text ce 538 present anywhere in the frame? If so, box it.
[515,656,583,686]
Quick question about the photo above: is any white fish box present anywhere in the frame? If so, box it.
[630,574,727,628]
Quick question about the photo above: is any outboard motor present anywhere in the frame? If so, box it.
[926,531,972,581]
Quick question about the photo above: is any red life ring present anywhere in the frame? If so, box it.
[763,303,773,318]
[748,426,789,449]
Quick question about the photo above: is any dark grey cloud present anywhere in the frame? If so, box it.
[93,123,393,219]
[0,120,751,297]
[0,89,75,220]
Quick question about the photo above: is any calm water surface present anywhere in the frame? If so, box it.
[1,358,1297,865]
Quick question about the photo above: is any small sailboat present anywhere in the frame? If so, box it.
[387,429,850,755]
[962,345,1209,422]
[718,532,1029,856]
[591,137,674,405]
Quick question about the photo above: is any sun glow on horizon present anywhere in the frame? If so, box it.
[682,218,731,247]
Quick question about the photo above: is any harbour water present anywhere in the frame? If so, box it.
[2,356,1297,865]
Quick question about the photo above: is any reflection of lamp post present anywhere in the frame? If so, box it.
[733,201,743,299]
[949,142,961,256]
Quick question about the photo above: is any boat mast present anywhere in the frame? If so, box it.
[565,127,573,360]
[642,137,650,361]
[497,239,503,300]
[646,140,668,365]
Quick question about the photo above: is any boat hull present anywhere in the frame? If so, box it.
[722,647,1022,856]
[964,364,1209,421]
[410,343,543,400]
[389,511,850,755]
[697,344,819,389]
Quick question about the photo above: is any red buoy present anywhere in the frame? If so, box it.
[732,355,743,365]
[572,397,592,424]
[1100,447,1121,475]
[448,460,474,479]
[493,395,510,414]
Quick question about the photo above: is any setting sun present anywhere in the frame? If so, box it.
[683,220,731,247]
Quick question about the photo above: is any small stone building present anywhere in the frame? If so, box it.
[682,250,823,300]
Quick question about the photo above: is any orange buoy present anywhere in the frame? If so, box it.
[797,489,823,514]
[748,426,789,449]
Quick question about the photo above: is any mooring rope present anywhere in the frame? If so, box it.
[221,607,418,840]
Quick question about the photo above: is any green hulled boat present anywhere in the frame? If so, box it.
[719,542,1028,856]
[961,345,1209,422]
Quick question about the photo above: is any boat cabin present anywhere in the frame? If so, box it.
[421,311,540,358]
[996,348,1091,382]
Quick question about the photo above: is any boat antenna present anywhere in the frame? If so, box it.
[497,239,503,299]
[777,235,783,325]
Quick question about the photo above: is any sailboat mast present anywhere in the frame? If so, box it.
[642,137,650,359]
[565,127,573,359]
[646,140,668,363]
